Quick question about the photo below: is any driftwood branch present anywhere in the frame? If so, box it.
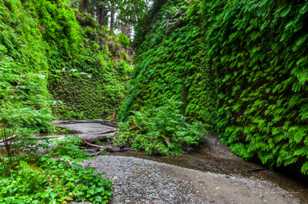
[53,119,117,127]
[99,130,116,135]
[0,135,66,148]
[26,136,65,140]
[83,140,130,153]
[83,140,107,149]
[83,140,115,152]
[80,132,116,142]
[0,135,16,143]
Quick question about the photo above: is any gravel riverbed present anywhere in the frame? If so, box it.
[84,156,300,204]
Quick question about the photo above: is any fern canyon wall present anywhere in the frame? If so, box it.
[0,0,131,132]
[0,0,307,177]
[118,0,308,175]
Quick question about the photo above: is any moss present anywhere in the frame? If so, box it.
[0,0,132,130]
[0,0,52,132]
[120,0,308,174]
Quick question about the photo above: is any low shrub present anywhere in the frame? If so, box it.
[116,99,205,155]
[0,136,112,204]
[0,157,112,204]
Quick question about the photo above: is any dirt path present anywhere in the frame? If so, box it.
[55,121,308,204]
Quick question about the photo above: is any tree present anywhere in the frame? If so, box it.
[80,0,89,12]
[109,0,116,32]
[117,0,148,37]
[96,2,108,26]
[134,0,167,46]
[78,0,149,36]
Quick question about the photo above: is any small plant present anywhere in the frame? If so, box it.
[0,126,14,158]
[118,33,131,48]
[115,99,205,155]
[0,123,40,175]
[0,157,112,204]
[0,136,112,203]
[48,136,88,160]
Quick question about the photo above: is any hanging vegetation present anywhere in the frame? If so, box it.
[118,0,308,174]
[0,0,52,132]
[0,0,133,130]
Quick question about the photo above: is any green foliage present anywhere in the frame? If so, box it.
[0,128,42,162]
[38,5,133,120]
[0,157,112,204]
[121,0,308,174]
[0,1,122,202]
[118,0,206,155]
[302,162,308,175]
[134,0,168,47]
[0,0,53,132]
[199,0,308,174]
[78,0,148,33]
[116,99,205,155]
[48,136,88,160]
[0,136,112,203]
[50,56,133,119]
[0,0,132,122]
[118,33,131,48]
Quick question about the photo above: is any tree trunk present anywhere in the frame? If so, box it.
[110,4,115,32]
[91,0,97,16]
[97,5,108,26]
[80,0,89,12]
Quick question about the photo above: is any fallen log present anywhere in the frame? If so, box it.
[78,132,116,142]
[53,119,117,128]
[0,135,16,143]
[83,140,130,153]
[0,135,66,148]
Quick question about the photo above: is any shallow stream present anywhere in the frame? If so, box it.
[56,120,308,203]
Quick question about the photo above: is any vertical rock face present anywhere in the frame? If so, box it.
[119,0,308,174]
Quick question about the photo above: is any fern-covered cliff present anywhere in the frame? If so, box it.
[0,0,52,131]
[0,0,131,133]
[118,0,308,174]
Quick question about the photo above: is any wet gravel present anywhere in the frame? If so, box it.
[84,156,300,204]
[55,121,307,204]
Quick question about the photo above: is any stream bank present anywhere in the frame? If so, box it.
[55,120,308,204]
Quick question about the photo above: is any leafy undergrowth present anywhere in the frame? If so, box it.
[115,99,205,155]
[0,137,112,204]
